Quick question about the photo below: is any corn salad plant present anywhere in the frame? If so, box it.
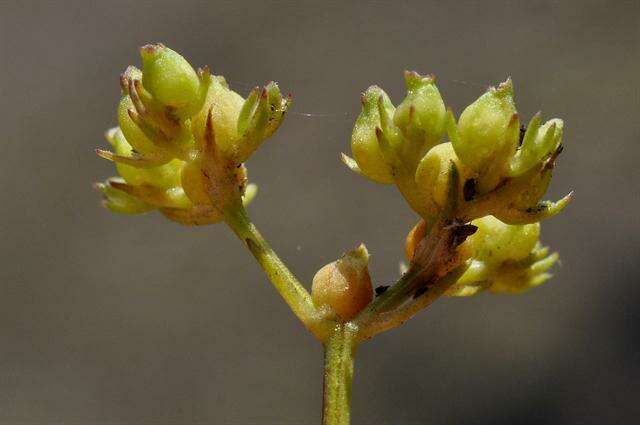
[94,44,571,425]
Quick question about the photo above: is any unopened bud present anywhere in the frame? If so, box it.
[393,71,446,157]
[350,86,397,184]
[311,244,373,321]
[141,43,200,110]
[454,79,518,176]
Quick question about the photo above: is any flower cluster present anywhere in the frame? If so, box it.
[346,72,571,294]
[95,44,290,224]
[343,72,570,225]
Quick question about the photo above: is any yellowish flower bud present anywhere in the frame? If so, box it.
[311,244,373,321]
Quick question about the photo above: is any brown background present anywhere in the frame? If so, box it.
[1,1,639,424]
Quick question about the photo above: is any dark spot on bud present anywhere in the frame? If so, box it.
[463,178,477,201]
[519,123,527,146]
[526,203,547,214]
[375,285,389,296]
[414,286,428,298]
[452,224,478,247]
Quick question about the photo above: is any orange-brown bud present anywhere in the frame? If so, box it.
[311,245,373,321]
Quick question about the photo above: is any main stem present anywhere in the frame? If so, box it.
[323,324,357,425]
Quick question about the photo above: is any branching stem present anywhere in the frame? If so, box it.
[223,206,334,340]
[355,266,466,341]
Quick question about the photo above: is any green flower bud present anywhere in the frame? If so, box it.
[140,43,200,110]
[393,71,446,158]
[349,86,397,184]
[311,244,373,321]
[453,79,519,190]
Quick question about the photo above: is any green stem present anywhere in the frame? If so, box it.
[224,206,332,340]
[355,265,468,340]
[323,324,357,425]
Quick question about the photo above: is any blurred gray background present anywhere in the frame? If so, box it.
[1,1,639,424]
